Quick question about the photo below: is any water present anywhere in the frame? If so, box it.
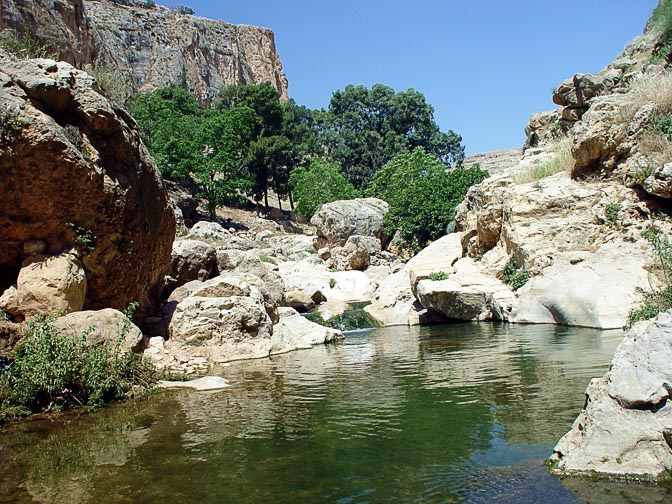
[1,322,671,503]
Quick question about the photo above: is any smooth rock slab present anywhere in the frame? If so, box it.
[159,376,230,391]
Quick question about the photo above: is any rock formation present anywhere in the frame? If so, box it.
[0,0,289,104]
[0,54,175,312]
[550,311,672,480]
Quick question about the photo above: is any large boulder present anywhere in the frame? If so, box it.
[164,239,217,293]
[330,235,381,271]
[0,253,86,319]
[310,198,389,247]
[0,57,175,311]
[54,308,143,353]
[215,249,285,307]
[415,259,515,322]
[510,242,649,329]
[550,311,672,480]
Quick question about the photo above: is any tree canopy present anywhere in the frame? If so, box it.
[320,84,464,189]
[369,147,488,250]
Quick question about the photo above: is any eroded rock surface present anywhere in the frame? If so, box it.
[551,311,672,480]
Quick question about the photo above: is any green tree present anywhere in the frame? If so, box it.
[195,107,257,219]
[247,134,295,211]
[369,147,488,250]
[288,158,359,218]
[321,84,464,189]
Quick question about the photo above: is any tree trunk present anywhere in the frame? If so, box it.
[277,194,283,212]
[288,190,294,211]
[264,189,269,211]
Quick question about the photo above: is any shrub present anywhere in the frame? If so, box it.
[259,254,277,265]
[0,104,25,148]
[650,0,672,43]
[512,137,574,184]
[0,314,157,422]
[627,227,672,327]
[289,157,359,218]
[175,5,195,15]
[84,61,129,105]
[428,271,449,281]
[604,203,621,227]
[0,32,55,60]
[329,278,337,289]
[368,147,488,251]
[501,258,530,290]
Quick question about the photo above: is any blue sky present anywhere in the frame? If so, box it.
[166,1,658,155]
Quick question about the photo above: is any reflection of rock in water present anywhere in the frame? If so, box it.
[457,465,582,504]
[560,476,672,504]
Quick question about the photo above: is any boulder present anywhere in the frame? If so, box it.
[552,70,623,108]
[284,288,315,312]
[215,249,285,307]
[165,239,217,293]
[550,311,672,480]
[644,161,672,199]
[54,308,143,353]
[0,253,86,319]
[271,307,343,354]
[310,198,389,247]
[330,235,380,271]
[415,258,515,322]
[407,233,464,297]
[510,242,649,329]
[365,266,448,327]
[0,57,175,312]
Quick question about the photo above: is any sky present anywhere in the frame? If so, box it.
[164,1,659,155]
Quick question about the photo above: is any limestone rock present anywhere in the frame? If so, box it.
[310,198,389,247]
[365,266,448,327]
[552,70,623,108]
[271,307,342,354]
[0,0,288,105]
[158,376,230,391]
[165,239,217,293]
[415,258,515,322]
[215,249,285,307]
[0,56,175,312]
[510,242,649,329]
[189,221,255,250]
[407,233,464,297]
[284,288,315,312]
[551,312,672,480]
[0,253,86,319]
[643,162,672,199]
[330,235,381,271]
[54,308,143,353]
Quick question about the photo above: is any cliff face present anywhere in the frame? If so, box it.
[0,0,289,104]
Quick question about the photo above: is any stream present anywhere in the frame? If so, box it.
[1,322,671,503]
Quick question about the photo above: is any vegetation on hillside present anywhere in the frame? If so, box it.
[131,81,479,246]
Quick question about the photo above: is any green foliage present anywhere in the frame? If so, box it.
[84,61,129,105]
[651,0,672,43]
[0,315,157,421]
[289,157,359,218]
[604,203,621,227]
[428,271,449,281]
[629,164,655,187]
[329,278,337,289]
[368,148,488,250]
[627,227,672,327]
[320,84,464,189]
[259,254,278,265]
[175,5,195,15]
[501,258,530,290]
[651,112,672,139]
[0,32,55,60]
[66,222,95,254]
[0,104,26,147]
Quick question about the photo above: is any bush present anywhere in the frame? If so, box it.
[604,203,621,227]
[428,271,449,281]
[0,315,157,421]
[650,0,672,43]
[627,227,672,327]
[289,157,359,218]
[259,254,277,265]
[329,278,337,289]
[0,32,55,60]
[512,137,574,184]
[368,147,488,250]
[501,258,530,290]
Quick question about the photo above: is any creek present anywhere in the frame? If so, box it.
[1,322,670,503]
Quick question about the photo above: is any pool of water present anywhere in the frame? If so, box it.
[1,322,671,503]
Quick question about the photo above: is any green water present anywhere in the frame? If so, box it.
[1,323,671,503]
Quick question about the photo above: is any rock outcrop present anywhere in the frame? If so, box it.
[311,198,390,247]
[550,311,672,480]
[0,0,289,104]
[0,55,175,312]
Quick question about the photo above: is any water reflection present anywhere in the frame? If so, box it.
[0,322,660,503]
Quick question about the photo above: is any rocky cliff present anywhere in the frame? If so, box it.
[0,0,289,104]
